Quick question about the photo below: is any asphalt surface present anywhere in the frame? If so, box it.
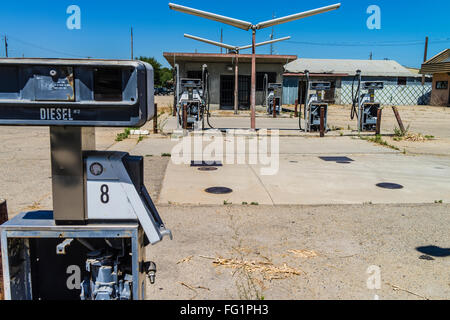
[0,103,449,300]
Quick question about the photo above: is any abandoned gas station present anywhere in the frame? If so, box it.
[163,52,297,110]
[164,52,433,110]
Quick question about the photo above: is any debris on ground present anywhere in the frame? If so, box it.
[177,256,194,264]
[26,201,42,211]
[180,282,210,292]
[387,282,430,300]
[287,249,319,258]
[419,255,435,261]
[231,246,254,255]
[404,133,434,142]
[179,282,210,300]
[393,132,435,142]
[201,256,303,280]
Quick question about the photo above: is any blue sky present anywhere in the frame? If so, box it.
[0,0,449,68]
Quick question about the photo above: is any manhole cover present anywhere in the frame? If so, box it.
[376,183,404,190]
[191,161,223,167]
[319,156,354,163]
[198,167,218,171]
[205,187,233,194]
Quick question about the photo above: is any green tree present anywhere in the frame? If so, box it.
[136,56,162,86]
[136,56,173,88]
[160,67,173,88]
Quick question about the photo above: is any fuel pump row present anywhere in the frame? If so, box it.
[171,66,384,135]
[300,69,384,135]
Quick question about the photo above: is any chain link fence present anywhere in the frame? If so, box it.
[340,84,432,106]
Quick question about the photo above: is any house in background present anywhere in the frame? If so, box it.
[163,52,297,110]
[420,49,450,106]
[283,59,432,106]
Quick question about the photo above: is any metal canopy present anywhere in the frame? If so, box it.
[238,36,291,51]
[255,3,341,29]
[184,33,291,52]
[169,2,341,129]
[184,34,236,51]
[169,2,341,30]
[169,3,253,30]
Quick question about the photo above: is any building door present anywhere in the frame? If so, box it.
[238,75,250,109]
[220,75,251,110]
[220,75,234,109]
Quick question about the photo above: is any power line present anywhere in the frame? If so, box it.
[7,35,90,58]
[286,38,450,47]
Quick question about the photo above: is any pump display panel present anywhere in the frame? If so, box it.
[310,82,331,91]
[363,81,384,90]
[0,58,154,127]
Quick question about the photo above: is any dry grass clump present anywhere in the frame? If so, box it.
[287,249,319,258]
[210,257,303,280]
[177,256,193,264]
[403,133,434,142]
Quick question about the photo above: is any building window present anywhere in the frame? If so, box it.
[397,77,407,86]
[256,72,277,91]
[436,81,448,90]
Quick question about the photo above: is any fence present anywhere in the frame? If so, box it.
[340,83,432,106]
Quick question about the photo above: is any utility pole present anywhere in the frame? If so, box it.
[422,36,428,85]
[130,27,134,60]
[270,12,275,55]
[220,28,223,54]
[4,35,8,58]
[251,29,256,129]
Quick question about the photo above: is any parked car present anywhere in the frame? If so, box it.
[154,87,172,96]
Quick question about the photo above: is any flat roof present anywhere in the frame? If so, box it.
[163,52,297,67]
[285,58,419,78]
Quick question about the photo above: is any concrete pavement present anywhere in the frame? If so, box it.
[104,132,449,206]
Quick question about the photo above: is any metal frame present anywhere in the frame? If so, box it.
[1,212,145,300]
[170,2,341,129]
[0,59,154,127]
[183,34,290,115]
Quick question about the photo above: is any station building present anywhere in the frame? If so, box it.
[420,49,450,106]
[163,52,297,110]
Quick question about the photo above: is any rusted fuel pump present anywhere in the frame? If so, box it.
[175,64,210,130]
[263,74,283,116]
[303,70,330,133]
[351,70,384,132]
[0,58,171,300]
